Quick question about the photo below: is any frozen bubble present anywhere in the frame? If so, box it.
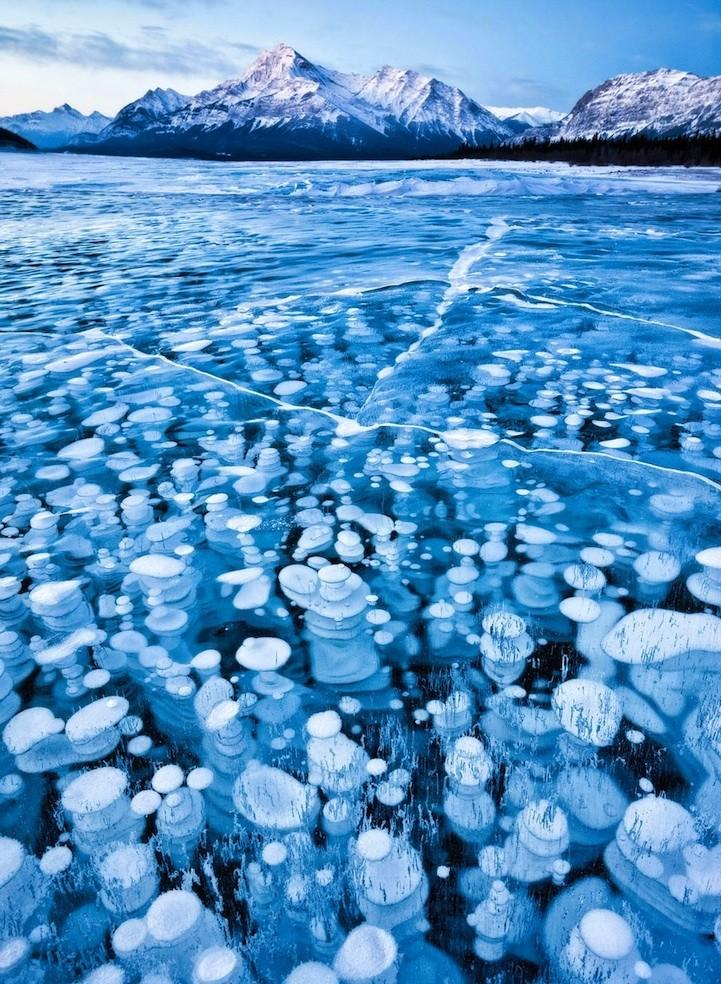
[187,768,214,790]
[552,679,622,746]
[112,918,148,958]
[217,567,264,585]
[57,437,104,461]
[603,609,721,663]
[131,789,162,816]
[441,428,498,450]
[62,767,127,815]
[558,595,601,623]
[66,696,129,746]
[563,562,606,592]
[82,965,126,984]
[129,554,185,580]
[285,963,339,984]
[633,550,680,584]
[0,938,29,974]
[580,547,615,568]
[146,889,202,943]
[262,841,288,866]
[0,837,25,885]
[333,924,397,982]
[83,669,111,689]
[151,764,184,794]
[579,909,634,960]
[622,796,696,854]
[128,735,153,756]
[3,706,64,755]
[307,710,342,739]
[194,946,242,984]
[233,763,319,831]
[35,627,100,668]
[339,696,361,715]
[356,829,392,862]
[40,844,72,875]
[236,637,291,671]
[445,735,492,785]
[696,546,721,570]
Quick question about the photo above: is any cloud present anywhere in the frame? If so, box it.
[0,23,259,77]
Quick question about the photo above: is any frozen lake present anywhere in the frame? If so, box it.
[1,155,721,982]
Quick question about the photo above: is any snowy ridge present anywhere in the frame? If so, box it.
[486,106,566,128]
[71,43,513,159]
[60,53,721,159]
[0,104,111,149]
[89,88,191,141]
[358,66,508,141]
[523,69,721,142]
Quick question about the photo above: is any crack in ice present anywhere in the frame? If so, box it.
[4,317,720,495]
[491,287,721,348]
[74,327,721,497]
[355,217,512,417]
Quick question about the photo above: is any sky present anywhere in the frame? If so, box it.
[0,0,719,117]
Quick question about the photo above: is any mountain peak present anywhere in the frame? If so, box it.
[267,41,304,60]
[241,42,315,86]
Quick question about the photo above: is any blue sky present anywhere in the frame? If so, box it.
[1,0,719,116]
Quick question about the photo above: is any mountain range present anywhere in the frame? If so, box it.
[0,103,111,149]
[486,106,566,131]
[520,69,721,144]
[1,46,719,160]
[68,43,512,159]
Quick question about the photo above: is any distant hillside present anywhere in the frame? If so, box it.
[451,134,721,167]
[0,127,36,151]
[0,104,110,149]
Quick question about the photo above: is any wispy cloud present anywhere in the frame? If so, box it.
[0,23,258,77]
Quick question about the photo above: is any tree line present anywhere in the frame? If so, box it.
[449,133,721,167]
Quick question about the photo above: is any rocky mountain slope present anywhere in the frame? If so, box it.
[522,69,721,142]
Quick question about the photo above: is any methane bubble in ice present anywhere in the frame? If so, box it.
[0,154,720,981]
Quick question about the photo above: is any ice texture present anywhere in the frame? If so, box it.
[0,154,719,982]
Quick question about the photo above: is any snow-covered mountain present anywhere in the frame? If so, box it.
[486,106,565,129]
[75,88,190,146]
[357,66,509,147]
[71,43,512,159]
[523,69,721,142]
[0,104,111,149]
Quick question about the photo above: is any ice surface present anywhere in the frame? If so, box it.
[0,154,720,982]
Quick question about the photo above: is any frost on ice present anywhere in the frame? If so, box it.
[0,154,720,982]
